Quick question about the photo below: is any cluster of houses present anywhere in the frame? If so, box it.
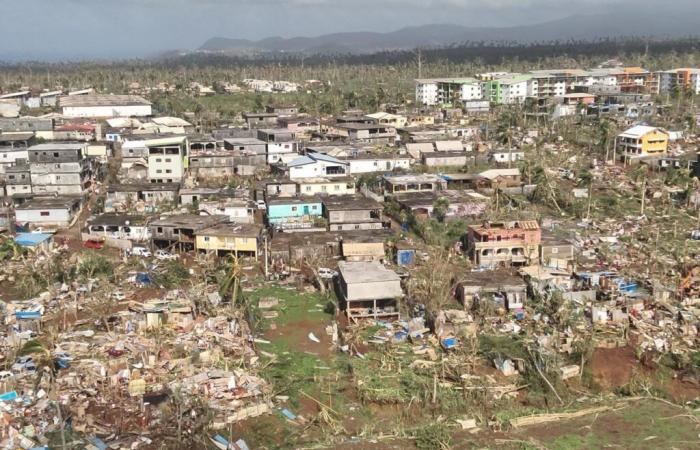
[0,75,695,323]
[415,65,700,112]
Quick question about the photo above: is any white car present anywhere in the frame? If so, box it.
[317,268,338,279]
[11,356,37,375]
[130,247,152,258]
[112,291,126,301]
[155,250,177,261]
[256,200,266,211]
[53,351,74,362]
[0,371,14,382]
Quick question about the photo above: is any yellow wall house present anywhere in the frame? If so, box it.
[298,177,356,196]
[195,223,261,257]
[617,125,669,162]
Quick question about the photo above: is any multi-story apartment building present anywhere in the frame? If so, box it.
[27,143,90,196]
[146,136,187,183]
[415,78,482,106]
[466,220,541,268]
[483,74,535,104]
[658,68,700,95]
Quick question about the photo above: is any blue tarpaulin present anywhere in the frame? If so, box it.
[442,337,457,349]
[135,273,152,284]
[397,248,415,266]
[0,391,17,402]
[15,311,42,320]
[14,233,52,248]
[280,408,297,420]
[87,436,108,450]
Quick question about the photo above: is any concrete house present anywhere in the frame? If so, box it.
[105,183,179,212]
[195,223,261,257]
[267,197,324,231]
[383,173,447,195]
[150,214,229,251]
[285,153,349,180]
[297,177,356,197]
[27,143,90,196]
[15,197,81,227]
[85,214,151,242]
[340,153,411,174]
[243,113,278,129]
[266,105,299,116]
[223,138,267,155]
[328,123,397,145]
[4,162,32,197]
[455,270,527,311]
[423,151,468,167]
[467,220,542,268]
[617,125,669,162]
[337,261,404,322]
[0,132,31,174]
[323,195,384,231]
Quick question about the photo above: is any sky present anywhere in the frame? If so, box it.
[0,0,695,61]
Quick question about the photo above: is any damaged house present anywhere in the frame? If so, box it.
[337,261,404,322]
[322,195,384,231]
[466,220,541,268]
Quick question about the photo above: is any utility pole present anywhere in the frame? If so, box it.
[264,233,268,279]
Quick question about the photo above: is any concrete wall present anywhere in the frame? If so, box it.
[62,104,152,118]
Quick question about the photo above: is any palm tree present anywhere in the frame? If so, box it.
[432,197,450,223]
[219,254,242,305]
[577,169,594,220]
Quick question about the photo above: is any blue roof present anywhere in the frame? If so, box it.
[287,155,314,167]
[14,233,53,247]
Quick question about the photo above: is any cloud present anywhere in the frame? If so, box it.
[0,0,695,61]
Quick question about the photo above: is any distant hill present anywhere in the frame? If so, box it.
[199,13,700,55]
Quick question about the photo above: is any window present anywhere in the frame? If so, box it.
[156,169,162,173]
[40,211,50,216]
[291,206,298,212]
[305,186,312,192]
[157,227,163,233]
[53,152,59,157]
[334,185,340,191]
[204,236,210,242]
[156,158,162,162]
[312,205,317,210]
[165,158,171,162]
[551,248,559,254]
[165,169,172,174]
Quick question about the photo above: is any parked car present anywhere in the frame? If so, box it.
[112,291,126,301]
[256,200,266,210]
[11,356,37,375]
[155,250,177,261]
[53,351,73,362]
[0,371,14,382]
[130,247,152,258]
[106,348,125,357]
[83,239,104,250]
[317,267,338,279]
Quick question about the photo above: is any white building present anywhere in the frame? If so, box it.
[415,79,439,106]
[59,94,152,118]
[415,78,483,106]
[267,141,299,164]
[342,155,412,174]
[15,197,81,227]
[287,153,349,180]
[500,76,535,104]
[146,136,187,183]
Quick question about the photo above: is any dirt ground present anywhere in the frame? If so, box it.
[590,346,638,389]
